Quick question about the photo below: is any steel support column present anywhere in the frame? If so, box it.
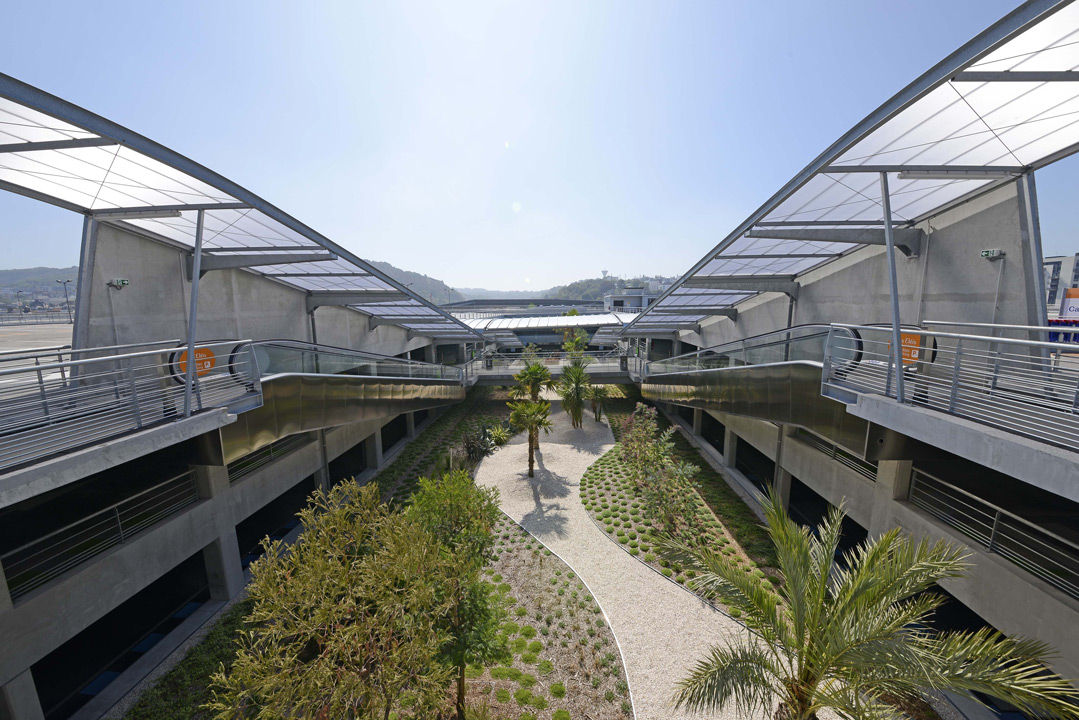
[182,210,205,418]
[1017,172,1049,337]
[879,173,905,403]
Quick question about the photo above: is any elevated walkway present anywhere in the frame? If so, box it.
[640,326,874,457]
[0,339,464,479]
[462,350,640,386]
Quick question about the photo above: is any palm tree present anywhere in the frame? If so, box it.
[659,493,1079,720]
[510,361,556,402]
[507,400,552,478]
[558,364,591,429]
[586,384,610,422]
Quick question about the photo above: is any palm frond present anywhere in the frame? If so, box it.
[674,639,779,715]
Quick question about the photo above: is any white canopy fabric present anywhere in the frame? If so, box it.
[0,75,481,341]
[627,0,1079,334]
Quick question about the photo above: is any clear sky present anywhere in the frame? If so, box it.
[1,1,1076,290]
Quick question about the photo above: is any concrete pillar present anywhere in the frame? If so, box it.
[405,412,416,439]
[691,408,703,436]
[0,669,44,720]
[672,338,683,357]
[365,432,384,469]
[722,429,738,468]
[191,465,244,601]
[0,560,12,615]
[773,468,793,510]
[772,426,793,509]
[314,430,330,492]
[869,460,913,538]
[423,344,436,364]
[202,535,244,601]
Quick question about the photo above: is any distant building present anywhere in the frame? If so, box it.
[1044,254,1079,317]
[603,287,658,312]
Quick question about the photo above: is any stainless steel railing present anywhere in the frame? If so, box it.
[908,470,1079,601]
[462,350,635,379]
[0,470,200,601]
[643,324,862,377]
[0,339,262,472]
[252,340,464,382]
[823,323,1079,453]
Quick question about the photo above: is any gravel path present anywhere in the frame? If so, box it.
[474,395,768,720]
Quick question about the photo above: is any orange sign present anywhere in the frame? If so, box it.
[1061,288,1079,319]
[888,333,921,365]
[177,348,216,376]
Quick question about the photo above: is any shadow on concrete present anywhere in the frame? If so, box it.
[516,449,573,539]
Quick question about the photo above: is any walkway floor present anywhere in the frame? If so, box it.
[474,396,767,720]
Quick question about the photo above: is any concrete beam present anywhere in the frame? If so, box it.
[306,291,408,312]
[0,409,234,511]
[682,276,800,298]
[746,227,924,257]
[186,251,336,280]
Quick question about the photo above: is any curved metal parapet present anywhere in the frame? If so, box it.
[221,372,464,465]
[641,361,869,457]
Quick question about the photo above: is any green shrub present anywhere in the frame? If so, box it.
[514,688,533,705]
[496,688,511,702]
[553,710,571,720]
[550,681,566,698]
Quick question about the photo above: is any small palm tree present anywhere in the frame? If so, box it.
[510,361,555,401]
[558,364,591,429]
[586,384,610,422]
[507,400,552,478]
[659,493,1079,720]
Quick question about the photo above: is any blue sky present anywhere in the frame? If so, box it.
[1,1,1075,289]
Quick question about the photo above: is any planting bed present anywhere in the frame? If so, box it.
[468,515,632,720]
[579,392,780,608]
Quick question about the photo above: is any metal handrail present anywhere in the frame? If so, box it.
[0,339,261,472]
[0,470,199,600]
[253,340,465,382]
[643,323,846,377]
[908,469,1079,600]
[822,323,1079,453]
[0,344,70,358]
[0,339,182,366]
[923,320,1059,333]
[830,323,1078,354]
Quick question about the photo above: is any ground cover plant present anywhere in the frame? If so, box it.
[375,386,511,501]
[470,515,632,720]
[579,389,779,602]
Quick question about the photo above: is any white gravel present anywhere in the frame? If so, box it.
[474,395,770,720]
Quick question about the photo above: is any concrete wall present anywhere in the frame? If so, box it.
[695,183,1033,348]
[78,223,429,357]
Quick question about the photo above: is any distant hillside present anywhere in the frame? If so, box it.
[544,275,677,301]
[368,261,465,305]
[454,287,547,300]
[0,266,80,301]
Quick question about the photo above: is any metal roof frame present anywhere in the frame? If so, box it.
[627,0,1078,334]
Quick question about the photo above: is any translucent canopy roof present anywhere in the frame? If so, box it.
[465,312,637,332]
[628,0,1079,334]
[0,75,481,341]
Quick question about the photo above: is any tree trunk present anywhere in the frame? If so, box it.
[528,429,535,477]
[456,661,466,720]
